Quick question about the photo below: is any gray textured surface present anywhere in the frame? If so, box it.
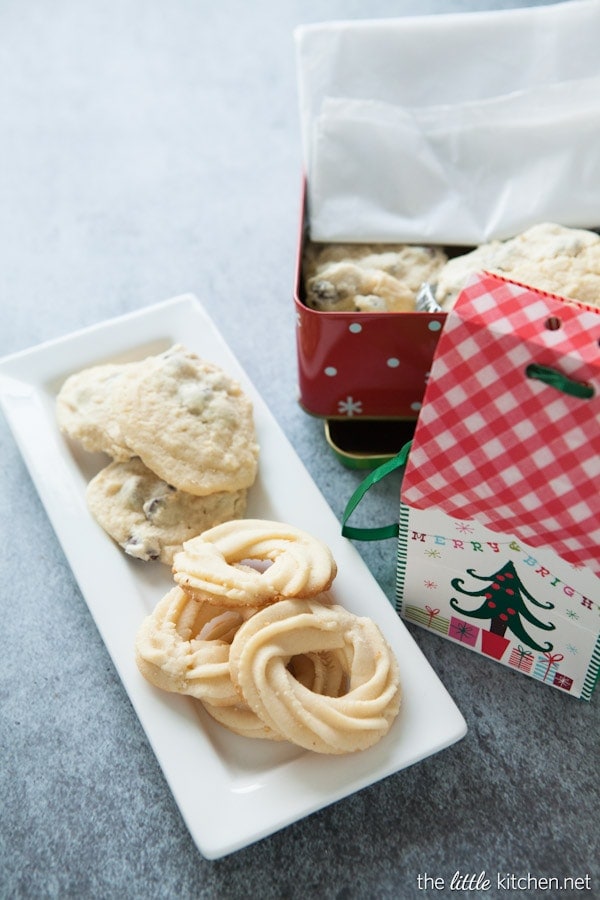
[1,1,598,898]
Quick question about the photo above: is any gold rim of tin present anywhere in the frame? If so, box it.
[323,421,397,470]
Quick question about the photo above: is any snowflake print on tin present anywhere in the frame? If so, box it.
[338,396,363,417]
[424,579,438,589]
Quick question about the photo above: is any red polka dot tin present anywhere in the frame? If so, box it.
[293,196,447,422]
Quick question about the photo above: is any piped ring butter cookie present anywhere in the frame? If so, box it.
[229,599,401,755]
[86,457,247,564]
[172,519,338,608]
[201,649,346,741]
[56,362,138,460]
[112,345,259,496]
[135,586,254,706]
[200,700,285,741]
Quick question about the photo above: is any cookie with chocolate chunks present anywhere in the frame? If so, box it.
[86,457,247,564]
[56,362,138,461]
[112,345,259,496]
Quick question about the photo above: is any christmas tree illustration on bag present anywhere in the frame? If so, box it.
[449,560,555,660]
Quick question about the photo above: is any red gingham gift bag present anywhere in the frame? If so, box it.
[401,272,600,577]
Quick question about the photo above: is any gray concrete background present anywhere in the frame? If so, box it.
[1,2,597,898]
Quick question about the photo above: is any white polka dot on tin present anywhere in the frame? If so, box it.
[387,358,400,368]
[428,321,442,332]
[324,367,337,377]
[349,323,362,333]
[410,401,422,411]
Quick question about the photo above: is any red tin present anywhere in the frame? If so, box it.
[293,187,447,421]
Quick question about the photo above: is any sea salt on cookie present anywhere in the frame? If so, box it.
[86,457,247,564]
[112,345,259,496]
[435,223,600,309]
[56,362,137,460]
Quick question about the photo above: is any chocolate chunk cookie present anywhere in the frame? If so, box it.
[56,362,137,460]
[435,222,600,309]
[112,345,259,496]
[86,457,248,564]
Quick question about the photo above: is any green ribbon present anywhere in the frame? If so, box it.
[526,363,594,399]
[341,441,411,541]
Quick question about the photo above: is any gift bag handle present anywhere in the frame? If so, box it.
[341,441,411,541]
[525,363,594,399]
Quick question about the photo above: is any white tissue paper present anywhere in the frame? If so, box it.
[295,0,600,245]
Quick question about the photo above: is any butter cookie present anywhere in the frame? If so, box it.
[229,598,401,754]
[201,649,346,741]
[135,586,253,705]
[172,518,338,607]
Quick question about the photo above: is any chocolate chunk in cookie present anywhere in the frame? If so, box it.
[86,457,248,565]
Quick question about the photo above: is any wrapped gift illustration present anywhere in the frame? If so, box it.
[449,617,480,647]
[533,652,565,684]
[404,605,449,635]
[553,672,574,692]
[508,645,535,673]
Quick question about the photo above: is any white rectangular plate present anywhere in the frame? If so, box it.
[0,295,466,859]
